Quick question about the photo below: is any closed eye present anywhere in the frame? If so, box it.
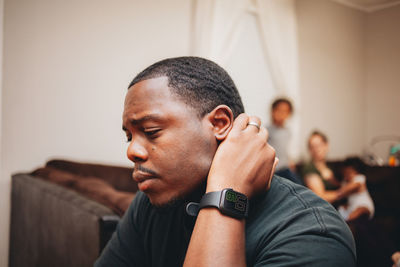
[144,128,161,138]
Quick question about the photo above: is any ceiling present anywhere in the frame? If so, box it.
[331,0,400,12]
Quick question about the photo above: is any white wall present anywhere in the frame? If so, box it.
[224,12,276,125]
[1,0,191,264]
[366,5,400,162]
[297,0,367,160]
[296,0,400,162]
[0,0,5,265]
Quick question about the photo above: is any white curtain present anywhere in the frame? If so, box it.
[190,0,301,159]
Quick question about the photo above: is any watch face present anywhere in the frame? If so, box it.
[221,189,248,218]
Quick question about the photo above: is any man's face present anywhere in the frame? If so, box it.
[122,76,217,206]
[272,102,291,127]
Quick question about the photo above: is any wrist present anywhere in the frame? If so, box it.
[201,189,249,219]
[186,188,249,219]
[206,176,250,196]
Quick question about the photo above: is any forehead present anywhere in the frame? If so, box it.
[123,76,194,124]
[274,102,290,110]
[309,135,326,145]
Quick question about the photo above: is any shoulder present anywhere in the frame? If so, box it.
[266,124,276,135]
[301,162,319,176]
[95,192,150,267]
[248,176,339,228]
[353,174,366,184]
[245,176,356,266]
[119,191,154,232]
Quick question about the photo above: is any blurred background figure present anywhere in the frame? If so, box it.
[337,157,375,222]
[267,98,302,185]
[302,131,341,202]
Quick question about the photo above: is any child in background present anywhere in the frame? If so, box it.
[267,98,302,185]
[338,157,375,222]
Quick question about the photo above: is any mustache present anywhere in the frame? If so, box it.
[134,164,158,176]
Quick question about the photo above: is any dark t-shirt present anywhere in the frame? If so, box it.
[95,176,356,266]
[301,162,339,191]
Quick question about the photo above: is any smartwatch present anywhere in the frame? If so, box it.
[198,188,249,219]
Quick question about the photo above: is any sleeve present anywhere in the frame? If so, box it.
[301,162,319,178]
[94,192,146,267]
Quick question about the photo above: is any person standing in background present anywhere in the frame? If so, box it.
[267,98,303,185]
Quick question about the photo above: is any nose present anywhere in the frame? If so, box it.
[127,137,148,163]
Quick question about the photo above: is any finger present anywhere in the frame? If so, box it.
[232,113,250,131]
[258,126,268,140]
[246,116,261,132]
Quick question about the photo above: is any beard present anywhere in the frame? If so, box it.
[151,180,207,211]
[152,195,184,209]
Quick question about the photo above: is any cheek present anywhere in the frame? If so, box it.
[166,132,214,183]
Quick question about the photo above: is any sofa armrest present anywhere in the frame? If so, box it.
[10,173,121,267]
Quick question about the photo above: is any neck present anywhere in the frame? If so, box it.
[273,121,284,127]
[313,159,326,166]
[187,180,207,203]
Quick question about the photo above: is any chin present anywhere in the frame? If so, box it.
[147,182,206,209]
[148,193,184,209]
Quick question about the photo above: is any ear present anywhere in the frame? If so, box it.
[205,105,234,141]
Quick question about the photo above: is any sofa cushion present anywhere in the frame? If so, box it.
[31,167,135,216]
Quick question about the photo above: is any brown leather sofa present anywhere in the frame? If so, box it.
[9,159,137,267]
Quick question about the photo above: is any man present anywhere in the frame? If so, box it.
[267,98,302,185]
[95,57,356,266]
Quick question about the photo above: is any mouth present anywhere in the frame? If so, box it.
[132,166,159,191]
[132,171,157,183]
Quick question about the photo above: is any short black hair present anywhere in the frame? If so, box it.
[128,57,244,118]
[271,98,293,113]
[343,156,366,174]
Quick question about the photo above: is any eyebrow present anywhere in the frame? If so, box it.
[122,114,164,132]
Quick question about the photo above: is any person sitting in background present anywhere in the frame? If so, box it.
[302,130,341,203]
[337,157,375,222]
[267,98,302,185]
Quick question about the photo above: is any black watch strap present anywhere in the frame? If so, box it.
[185,189,249,219]
[199,191,222,209]
[199,188,249,219]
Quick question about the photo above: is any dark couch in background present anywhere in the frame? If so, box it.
[9,159,137,267]
[297,161,400,267]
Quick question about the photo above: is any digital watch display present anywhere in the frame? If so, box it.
[198,188,249,219]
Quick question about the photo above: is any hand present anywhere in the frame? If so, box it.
[336,188,345,201]
[206,113,277,198]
